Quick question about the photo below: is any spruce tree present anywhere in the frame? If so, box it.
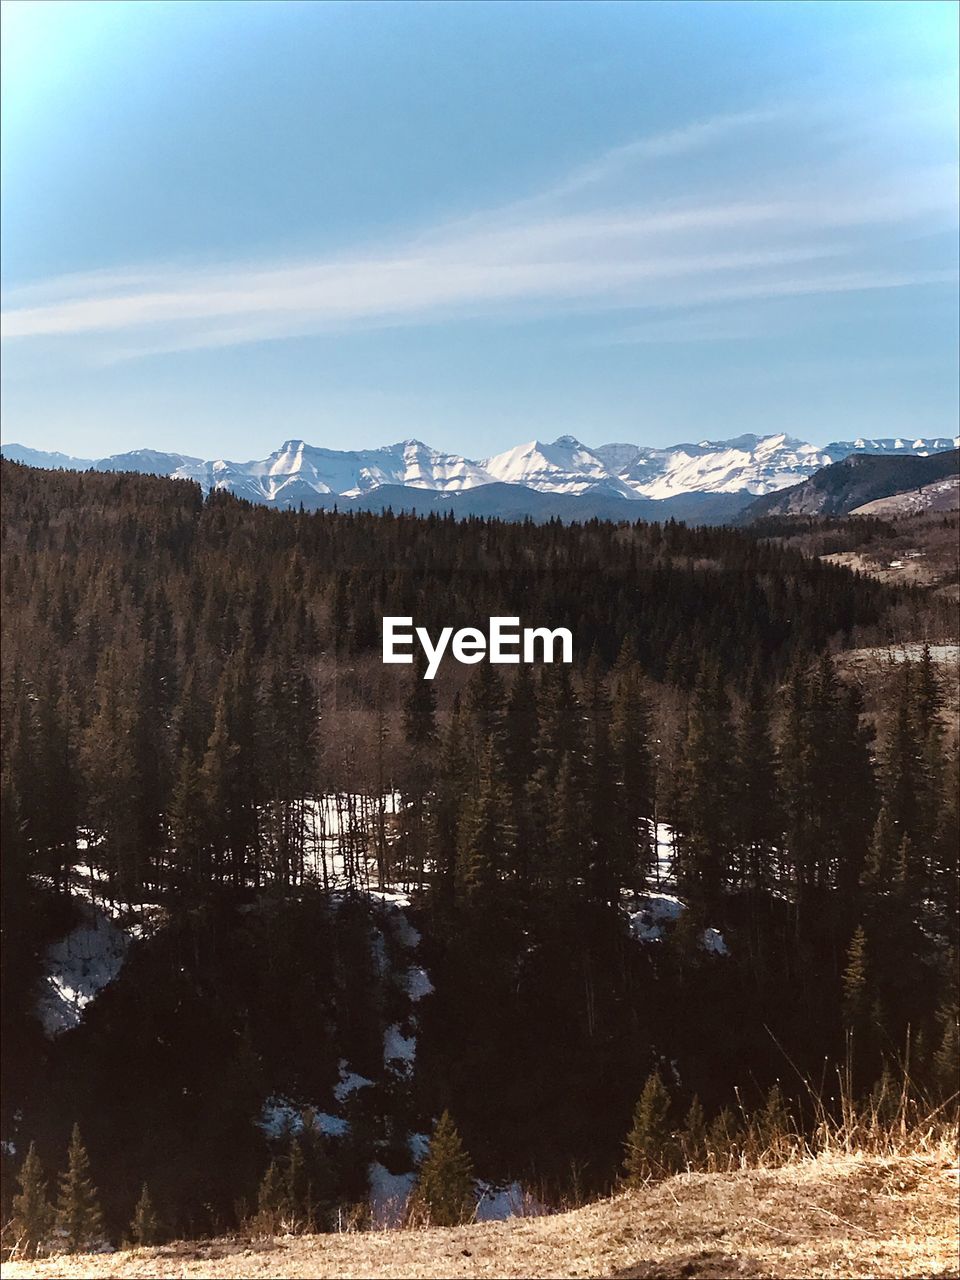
[285,1135,306,1228]
[456,739,514,909]
[675,662,734,908]
[862,805,897,893]
[398,652,437,889]
[758,1083,791,1162]
[413,1111,474,1227]
[624,1069,674,1184]
[11,1142,51,1259]
[932,1001,960,1100]
[256,1159,285,1233]
[733,669,780,892]
[681,1095,707,1170]
[130,1183,159,1247]
[842,925,870,1033]
[611,661,654,885]
[56,1125,103,1254]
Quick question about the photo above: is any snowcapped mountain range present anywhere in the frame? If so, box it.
[3,433,958,517]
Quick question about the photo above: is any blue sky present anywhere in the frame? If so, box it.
[1,0,957,460]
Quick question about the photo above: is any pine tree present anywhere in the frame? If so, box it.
[932,1000,960,1100]
[862,805,898,893]
[675,662,734,908]
[56,1125,103,1254]
[413,1111,474,1226]
[456,739,514,909]
[584,658,629,907]
[624,1069,674,1184]
[398,652,437,889]
[733,669,780,892]
[758,1083,791,1162]
[611,661,654,885]
[681,1095,707,1170]
[547,751,588,895]
[256,1159,285,1233]
[285,1135,306,1227]
[11,1142,52,1259]
[430,697,467,911]
[130,1183,159,1247]
[842,925,870,1033]
[705,1106,739,1172]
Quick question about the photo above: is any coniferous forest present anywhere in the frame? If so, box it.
[1,459,958,1247]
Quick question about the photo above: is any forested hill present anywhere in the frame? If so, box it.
[1,459,957,1250]
[2,457,894,682]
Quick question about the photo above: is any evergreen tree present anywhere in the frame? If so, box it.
[56,1125,103,1253]
[457,739,514,909]
[932,1000,960,1100]
[256,1159,285,1233]
[583,658,628,907]
[675,662,734,908]
[611,659,654,885]
[285,1135,306,1227]
[705,1106,739,1172]
[624,1069,674,1184]
[733,669,780,892]
[130,1183,159,1247]
[547,752,588,896]
[398,652,437,889]
[680,1095,707,1170]
[842,924,870,1032]
[10,1142,51,1259]
[413,1111,474,1227]
[862,805,898,893]
[757,1083,791,1162]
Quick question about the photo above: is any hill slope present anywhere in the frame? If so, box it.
[5,1152,956,1279]
[740,450,960,521]
[850,474,959,517]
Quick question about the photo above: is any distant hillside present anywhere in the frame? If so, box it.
[740,450,960,521]
[851,474,959,517]
[285,480,754,525]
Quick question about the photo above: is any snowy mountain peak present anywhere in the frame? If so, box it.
[4,433,957,513]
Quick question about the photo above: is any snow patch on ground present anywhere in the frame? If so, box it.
[368,1163,417,1228]
[701,927,729,956]
[35,904,132,1037]
[623,890,729,957]
[334,1060,374,1103]
[383,1023,416,1072]
[625,892,684,942]
[408,1132,431,1164]
[404,966,434,1001]
[475,1181,544,1222]
[366,1167,541,1228]
[259,1097,349,1139]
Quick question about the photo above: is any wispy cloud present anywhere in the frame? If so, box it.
[2,104,956,359]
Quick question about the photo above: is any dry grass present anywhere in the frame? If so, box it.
[4,1143,957,1280]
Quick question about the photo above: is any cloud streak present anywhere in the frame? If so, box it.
[2,107,956,358]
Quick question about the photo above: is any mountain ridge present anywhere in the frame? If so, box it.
[3,433,957,522]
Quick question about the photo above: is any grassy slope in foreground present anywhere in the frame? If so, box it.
[4,1150,957,1280]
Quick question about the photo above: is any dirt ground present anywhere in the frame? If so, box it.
[4,1151,957,1280]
